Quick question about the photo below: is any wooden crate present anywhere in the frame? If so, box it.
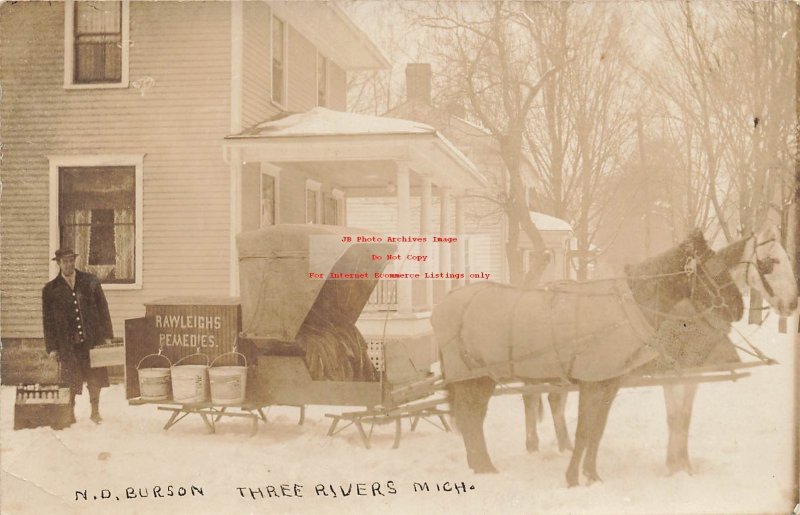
[14,385,72,430]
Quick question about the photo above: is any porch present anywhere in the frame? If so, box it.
[224,107,487,317]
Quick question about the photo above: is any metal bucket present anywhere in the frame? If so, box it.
[208,352,247,405]
[137,354,172,401]
[170,354,209,404]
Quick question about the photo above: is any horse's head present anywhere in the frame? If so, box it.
[741,225,798,317]
[626,229,743,327]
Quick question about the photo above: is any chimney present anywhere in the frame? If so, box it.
[406,63,432,105]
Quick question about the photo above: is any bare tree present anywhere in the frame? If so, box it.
[523,2,638,280]
[404,1,569,285]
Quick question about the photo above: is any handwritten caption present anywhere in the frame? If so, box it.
[75,481,476,503]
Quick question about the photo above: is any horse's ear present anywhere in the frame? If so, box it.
[684,228,708,254]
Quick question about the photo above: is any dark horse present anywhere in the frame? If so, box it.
[431,230,743,486]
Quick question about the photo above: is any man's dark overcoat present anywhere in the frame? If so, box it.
[42,270,112,394]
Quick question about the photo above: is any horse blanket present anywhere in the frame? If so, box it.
[433,279,660,383]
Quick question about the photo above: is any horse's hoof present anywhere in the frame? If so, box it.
[526,441,539,453]
[583,470,602,484]
[558,442,574,453]
[472,464,499,474]
[565,473,579,488]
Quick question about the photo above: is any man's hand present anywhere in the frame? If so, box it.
[48,350,59,361]
[103,338,113,346]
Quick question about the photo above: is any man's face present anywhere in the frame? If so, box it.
[57,256,76,277]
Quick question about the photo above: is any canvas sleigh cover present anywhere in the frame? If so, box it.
[434,280,662,383]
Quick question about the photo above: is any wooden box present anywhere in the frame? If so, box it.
[14,385,73,430]
[90,344,125,368]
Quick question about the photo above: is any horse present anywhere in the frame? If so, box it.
[431,229,744,486]
[518,225,797,476]
[661,224,797,474]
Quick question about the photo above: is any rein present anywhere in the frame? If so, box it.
[630,251,737,326]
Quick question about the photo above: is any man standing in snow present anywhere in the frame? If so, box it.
[42,248,112,425]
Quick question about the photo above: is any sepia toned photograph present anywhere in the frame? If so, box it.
[0,1,798,514]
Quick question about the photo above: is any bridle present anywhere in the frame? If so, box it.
[632,245,738,326]
[684,249,739,321]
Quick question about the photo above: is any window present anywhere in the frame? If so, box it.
[59,167,135,283]
[260,172,276,227]
[64,1,130,88]
[271,15,287,106]
[305,179,321,224]
[325,189,344,225]
[317,52,328,107]
[50,156,143,289]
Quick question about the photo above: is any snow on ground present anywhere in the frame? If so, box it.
[1,316,796,515]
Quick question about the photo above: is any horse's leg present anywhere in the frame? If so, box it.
[549,392,573,452]
[450,377,497,473]
[664,383,698,475]
[582,378,621,484]
[523,393,542,452]
[566,383,596,487]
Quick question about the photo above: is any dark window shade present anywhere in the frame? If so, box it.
[88,209,117,265]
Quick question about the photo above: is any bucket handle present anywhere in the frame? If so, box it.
[172,353,210,367]
[137,353,172,370]
[210,351,247,368]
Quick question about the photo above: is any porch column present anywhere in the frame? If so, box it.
[420,176,433,310]
[396,163,413,314]
[439,187,452,292]
[454,196,466,287]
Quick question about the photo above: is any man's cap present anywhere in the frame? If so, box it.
[52,248,78,261]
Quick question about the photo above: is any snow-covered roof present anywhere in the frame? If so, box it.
[531,211,572,232]
[225,108,487,192]
[230,108,436,139]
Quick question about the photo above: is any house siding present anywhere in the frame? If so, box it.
[242,1,281,128]
[329,62,347,111]
[0,1,232,337]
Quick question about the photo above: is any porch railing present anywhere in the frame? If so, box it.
[365,279,398,311]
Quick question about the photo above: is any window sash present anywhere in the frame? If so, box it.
[59,166,136,284]
[317,54,328,107]
[260,173,276,227]
[74,1,122,83]
[306,189,318,224]
[271,15,286,104]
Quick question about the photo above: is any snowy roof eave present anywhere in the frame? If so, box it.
[224,108,487,192]
[530,211,573,232]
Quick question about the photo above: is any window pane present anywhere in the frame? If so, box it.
[317,55,327,107]
[88,209,117,265]
[306,190,317,224]
[59,167,136,283]
[74,1,122,83]
[325,197,338,225]
[75,37,121,83]
[260,174,275,227]
[76,1,121,33]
